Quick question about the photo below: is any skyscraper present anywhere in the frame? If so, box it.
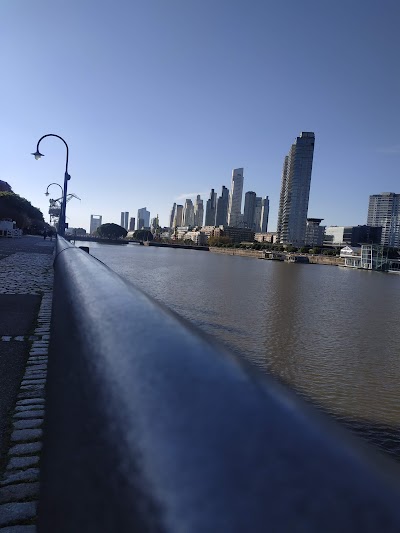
[173,205,183,227]
[129,217,136,231]
[260,196,269,233]
[276,132,315,246]
[120,211,129,230]
[227,168,244,227]
[169,203,176,229]
[194,195,204,227]
[90,215,102,234]
[254,197,262,232]
[137,207,150,229]
[183,199,195,227]
[243,191,256,229]
[367,192,400,247]
[215,186,229,226]
[205,189,217,226]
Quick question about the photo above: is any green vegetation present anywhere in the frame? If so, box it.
[96,223,127,239]
[132,229,153,241]
[208,236,232,246]
[0,181,46,232]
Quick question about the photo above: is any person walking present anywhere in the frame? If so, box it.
[43,230,47,240]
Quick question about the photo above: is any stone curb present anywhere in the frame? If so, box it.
[0,262,53,532]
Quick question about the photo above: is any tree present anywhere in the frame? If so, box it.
[132,229,153,241]
[0,181,12,192]
[96,223,127,239]
[0,191,44,231]
[208,236,231,246]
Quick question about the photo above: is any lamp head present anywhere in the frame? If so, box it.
[32,150,44,160]
[45,191,49,197]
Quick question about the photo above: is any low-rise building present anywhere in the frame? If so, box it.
[324,225,382,247]
[305,218,325,246]
[255,232,277,243]
[183,231,208,245]
[221,226,255,243]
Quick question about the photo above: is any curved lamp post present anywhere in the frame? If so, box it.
[45,182,64,198]
[32,134,71,236]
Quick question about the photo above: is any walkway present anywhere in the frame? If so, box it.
[0,236,54,532]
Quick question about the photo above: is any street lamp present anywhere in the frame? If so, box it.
[32,134,71,237]
[45,182,64,198]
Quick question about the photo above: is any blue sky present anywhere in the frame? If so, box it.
[1,0,399,231]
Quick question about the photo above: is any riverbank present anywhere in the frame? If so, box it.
[209,247,344,265]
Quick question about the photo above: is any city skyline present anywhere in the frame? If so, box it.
[2,2,399,231]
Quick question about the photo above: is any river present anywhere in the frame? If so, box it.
[81,242,400,460]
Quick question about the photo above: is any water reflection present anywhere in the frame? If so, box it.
[83,242,400,459]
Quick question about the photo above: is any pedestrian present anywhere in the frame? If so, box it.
[48,229,54,241]
[43,230,47,240]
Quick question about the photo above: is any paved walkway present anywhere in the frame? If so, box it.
[0,236,54,532]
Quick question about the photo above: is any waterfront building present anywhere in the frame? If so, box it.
[90,215,102,234]
[137,207,150,229]
[221,226,254,244]
[276,132,315,246]
[183,231,208,245]
[255,232,276,243]
[169,203,176,229]
[129,217,136,231]
[324,225,382,247]
[151,215,160,232]
[215,186,229,226]
[227,168,244,227]
[243,192,256,229]
[260,197,269,233]
[120,211,129,230]
[173,205,183,228]
[367,192,400,248]
[305,218,325,247]
[341,244,389,271]
[183,199,195,227]
[194,195,204,227]
[205,189,217,226]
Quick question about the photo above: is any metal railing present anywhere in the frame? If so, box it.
[40,237,400,532]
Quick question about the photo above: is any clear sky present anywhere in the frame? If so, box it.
[1,0,399,231]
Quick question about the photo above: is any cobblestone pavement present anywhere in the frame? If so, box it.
[0,237,54,532]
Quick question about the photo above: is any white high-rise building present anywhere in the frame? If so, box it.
[194,195,204,227]
[367,193,400,247]
[260,197,269,233]
[137,207,150,229]
[277,132,315,246]
[173,205,183,227]
[183,199,195,227]
[90,215,102,234]
[120,211,129,230]
[227,168,244,227]
[169,203,177,229]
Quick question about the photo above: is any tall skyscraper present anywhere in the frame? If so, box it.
[90,215,102,234]
[254,197,262,232]
[173,205,183,227]
[367,192,400,247]
[129,217,136,231]
[243,191,256,229]
[205,189,217,226]
[137,207,150,229]
[276,132,315,246]
[183,199,195,227]
[227,168,244,227]
[260,196,269,233]
[120,211,129,230]
[194,195,204,227]
[169,203,176,229]
[215,186,229,226]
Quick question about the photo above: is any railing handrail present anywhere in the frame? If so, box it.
[40,236,400,532]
